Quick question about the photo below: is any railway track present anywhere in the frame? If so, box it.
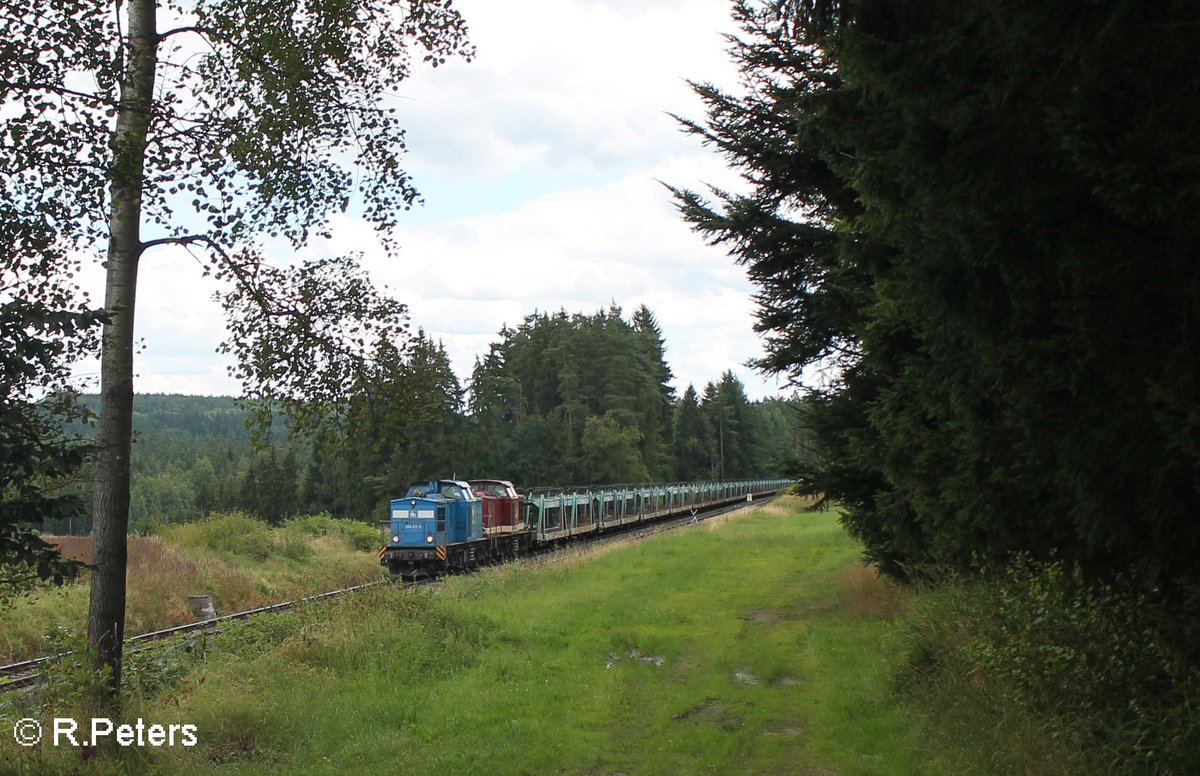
[620,491,776,538]
[0,579,396,695]
[1,493,776,696]
[536,490,779,558]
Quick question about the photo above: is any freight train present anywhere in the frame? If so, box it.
[379,478,790,578]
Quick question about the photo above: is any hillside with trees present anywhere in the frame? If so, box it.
[44,305,809,537]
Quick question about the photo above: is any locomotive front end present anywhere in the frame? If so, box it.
[379,479,480,578]
[381,493,442,578]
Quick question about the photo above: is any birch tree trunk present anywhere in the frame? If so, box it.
[87,0,157,706]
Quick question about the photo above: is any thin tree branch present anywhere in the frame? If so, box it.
[156,25,215,43]
[0,80,113,106]
[138,233,220,253]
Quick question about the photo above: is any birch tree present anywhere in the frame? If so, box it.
[2,0,472,705]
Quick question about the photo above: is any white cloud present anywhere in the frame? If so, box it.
[329,150,779,399]
[72,243,239,396]
[396,0,740,179]
[74,0,788,402]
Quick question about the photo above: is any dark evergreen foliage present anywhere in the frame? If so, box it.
[1,182,105,593]
[1,301,102,596]
[463,306,802,487]
[466,306,676,485]
[675,0,1200,589]
[672,385,714,481]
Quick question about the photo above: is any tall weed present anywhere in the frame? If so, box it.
[901,560,1200,774]
[163,512,275,561]
[284,513,380,552]
[0,512,383,663]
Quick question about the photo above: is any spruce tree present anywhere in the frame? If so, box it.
[675,0,1200,587]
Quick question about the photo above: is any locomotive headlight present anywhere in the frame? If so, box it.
[426,535,434,544]
[392,535,400,543]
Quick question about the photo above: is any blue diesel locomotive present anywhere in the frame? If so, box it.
[380,478,788,578]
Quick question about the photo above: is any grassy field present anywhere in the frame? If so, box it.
[0,513,385,663]
[3,498,1074,774]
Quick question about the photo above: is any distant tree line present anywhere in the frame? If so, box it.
[465,305,802,486]
[41,306,809,535]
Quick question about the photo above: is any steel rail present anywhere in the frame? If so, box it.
[0,579,396,692]
[602,490,779,544]
[2,492,781,693]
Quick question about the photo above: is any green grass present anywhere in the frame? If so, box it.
[2,498,1074,775]
[0,512,385,664]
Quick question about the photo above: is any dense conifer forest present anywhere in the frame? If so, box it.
[44,305,808,535]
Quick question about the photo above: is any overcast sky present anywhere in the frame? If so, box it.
[79,0,795,401]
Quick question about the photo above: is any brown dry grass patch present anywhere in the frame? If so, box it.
[700,492,809,531]
[0,524,381,663]
[834,562,908,620]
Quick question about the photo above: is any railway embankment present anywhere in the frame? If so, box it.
[4,497,1091,774]
[0,513,385,665]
